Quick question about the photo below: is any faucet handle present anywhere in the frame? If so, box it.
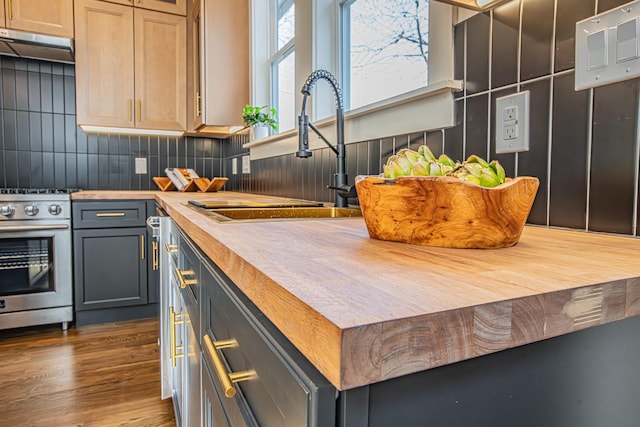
[328,184,357,199]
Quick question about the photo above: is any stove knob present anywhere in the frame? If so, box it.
[49,204,62,215]
[0,204,15,217]
[24,204,39,216]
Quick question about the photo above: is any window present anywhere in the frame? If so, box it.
[341,0,430,110]
[248,0,456,155]
[271,0,296,132]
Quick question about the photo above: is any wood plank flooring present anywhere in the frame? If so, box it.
[0,317,175,426]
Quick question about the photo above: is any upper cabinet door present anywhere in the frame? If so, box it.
[5,0,74,38]
[134,9,186,131]
[74,0,135,128]
[138,0,186,16]
[107,0,186,16]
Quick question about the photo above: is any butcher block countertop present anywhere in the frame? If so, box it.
[73,190,640,391]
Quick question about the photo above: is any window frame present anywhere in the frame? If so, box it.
[248,0,459,153]
[269,0,296,133]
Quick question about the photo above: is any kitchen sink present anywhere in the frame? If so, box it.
[191,206,362,222]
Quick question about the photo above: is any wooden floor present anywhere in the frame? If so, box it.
[0,318,175,427]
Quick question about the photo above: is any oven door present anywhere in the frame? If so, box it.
[0,220,72,313]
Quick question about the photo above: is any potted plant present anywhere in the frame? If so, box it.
[242,105,278,140]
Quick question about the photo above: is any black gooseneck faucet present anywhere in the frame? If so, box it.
[296,70,356,208]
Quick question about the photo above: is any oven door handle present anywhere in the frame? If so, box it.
[0,224,70,232]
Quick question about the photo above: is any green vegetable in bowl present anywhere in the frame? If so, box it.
[381,146,506,188]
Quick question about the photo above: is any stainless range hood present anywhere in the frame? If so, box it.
[0,28,74,63]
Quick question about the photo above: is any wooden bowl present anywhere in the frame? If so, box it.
[355,175,540,248]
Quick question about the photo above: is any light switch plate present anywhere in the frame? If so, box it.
[135,157,147,174]
[242,155,251,174]
[495,91,529,154]
[576,0,640,90]
[232,157,238,175]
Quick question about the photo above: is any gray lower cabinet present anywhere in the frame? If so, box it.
[72,200,157,324]
[73,227,148,309]
[200,251,336,427]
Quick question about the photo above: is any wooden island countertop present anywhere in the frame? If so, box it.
[73,190,640,390]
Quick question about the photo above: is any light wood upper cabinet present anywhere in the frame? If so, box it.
[186,0,248,133]
[75,0,186,131]
[134,8,186,131]
[75,0,134,128]
[102,0,186,16]
[3,0,74,38]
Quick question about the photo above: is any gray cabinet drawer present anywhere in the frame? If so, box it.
[73,201,147,229]
[178,231,201,346]
[201,260,336,427]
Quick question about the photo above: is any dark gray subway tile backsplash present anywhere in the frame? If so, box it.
[465,13,490,95]
[491,0,520,89]
[589,79,638,235]
[554,0,595,72]
[0,56,222,191]
[549,72,589,230]
[0,0,638,237]
[520,0,554,81]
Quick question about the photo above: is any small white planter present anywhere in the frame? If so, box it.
[252,125,270,141]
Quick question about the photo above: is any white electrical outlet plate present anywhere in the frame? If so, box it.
[496,91,530,154]
[232,157,238,175]
[135,157,147,174]
[242,155,250,174]
[576,0,640,90]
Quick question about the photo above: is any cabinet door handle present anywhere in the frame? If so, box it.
[141,234,145,260]
[7,0,12,20]
[169,306,184,367]
[203,335,257,398]
[137,99,142,122]
[196,92,201,117]
[175,268,197,288]
[95,212,125,217]
[165,243,178,253]
[152,241,159,270]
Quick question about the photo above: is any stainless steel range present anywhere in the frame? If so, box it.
[0,188,77,330]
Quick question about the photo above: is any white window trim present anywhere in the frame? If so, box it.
[247,1,460,160]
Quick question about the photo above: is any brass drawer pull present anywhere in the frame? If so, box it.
[169,306,184,367]
[165,243,178,253]
[141,234,145,259]
[152,241,159,270]
[95,212,126,217]
[203,335,257,398]
[7,0,12,20]
[175,268,197,288]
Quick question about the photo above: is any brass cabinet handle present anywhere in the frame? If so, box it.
[7,0,12,20]
[152,241,159,270]
[128,99,132,122]
[169,307,184,367]
[196,92,201,117]
[95,212,126,217]
[165,243,178,253]
[203,335,257,398]
[136,99,141,122]
[141,234,145,260]
[175,268,197,289]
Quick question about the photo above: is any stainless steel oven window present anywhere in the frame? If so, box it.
[0,237,55,296]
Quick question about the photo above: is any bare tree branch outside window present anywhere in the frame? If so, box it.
[349,0,429,109]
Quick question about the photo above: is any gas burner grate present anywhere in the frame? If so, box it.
[0,188,82,195]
